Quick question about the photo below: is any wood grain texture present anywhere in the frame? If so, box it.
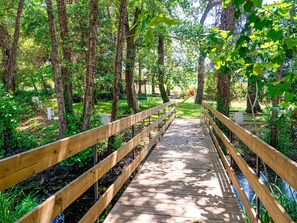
[104,119,244,223]
[79,114,175,223]
[202,102,297,192]
[203,109,293,223]
[0,102,174,191]
[17,107,176,223]
[203,109,259,223]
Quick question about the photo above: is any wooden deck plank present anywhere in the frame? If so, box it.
[105,119,245,223]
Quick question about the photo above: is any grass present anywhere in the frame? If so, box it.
[176,97,202,119]
[43,96,203,119]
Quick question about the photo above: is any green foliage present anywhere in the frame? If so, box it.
[111,134,124,152]
[251,178,297,222]
[0,187,38,223]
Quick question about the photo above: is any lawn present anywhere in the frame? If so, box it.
[43,96,203,119]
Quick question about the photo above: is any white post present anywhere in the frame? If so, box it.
[234,112,244,125]
[47,107,54,120]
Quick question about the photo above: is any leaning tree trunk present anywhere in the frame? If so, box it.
[216,3,235,117]
[157,35,169,103]
[125,8,140,113]
[81,0,99,131]
[46,0,67,138]
[57,0,73,115]
[195,55,205,104]
[107,0,127,155]
[270,65,283,148]
[6,0,25,92]
[0,25,11,86]
[246,80,262,113]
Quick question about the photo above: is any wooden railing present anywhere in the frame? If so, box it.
[0,101,176,223]
[202,101,297,223]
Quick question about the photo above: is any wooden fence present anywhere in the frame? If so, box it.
[202,101,297,223]
[0,101,176,223]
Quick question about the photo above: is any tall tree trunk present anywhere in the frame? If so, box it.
[56,0,73,115]
[107,0,127,155]
[6,0,25,92]
[46,0,67,138]
[152,74,155,94]
[125,8,140,113]
[0,25,11,86]
[157,35,169,103]
[195,55,205,104]
[270,65,283,148]
[81,0,99,131]
[195,0,220,104]
[138,62,142,96]
[246,80,262,113]
[216,4,235,117]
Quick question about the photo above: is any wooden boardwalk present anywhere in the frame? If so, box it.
[105,119,245,223]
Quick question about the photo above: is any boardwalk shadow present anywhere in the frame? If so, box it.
[105,119,245,223]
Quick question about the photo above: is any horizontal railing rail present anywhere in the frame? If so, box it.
[202,101,297,223]
[0,101,176,223]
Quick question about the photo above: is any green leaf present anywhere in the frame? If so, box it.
[267,29,283,42]
[234,0,243,8]
[222,0,232,8]
[243,1,253,12]
[285,92,293,101]
[285,37,297,49]
[238,47,248,57]
[252,0,262,7]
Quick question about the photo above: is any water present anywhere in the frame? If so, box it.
[234,171,297,208]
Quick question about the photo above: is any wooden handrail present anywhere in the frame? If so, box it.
[202,101,296,223]
[0,101,174,191]
[17,106,175,223]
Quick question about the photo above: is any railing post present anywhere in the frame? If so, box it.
[132,124,135,159]
[158,111,160,129]
[148,115,151,140]
[93,144,99,223]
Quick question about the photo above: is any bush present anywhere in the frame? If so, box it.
[0,187,38,223]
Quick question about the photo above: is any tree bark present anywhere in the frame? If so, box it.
[46,0,67,138]
[81,0,99,131]
[6,0,25,92]
[195,55,205,104]
[125,8,140,113]
[0,25,11,86]
[270,65,283,148]
[56,0,73,115]
[157,35,170,103]
[107,0,127,155]
[246,80,262,113]
[138,62,142,96]
[195,0,220,104]
[216,3,235,117]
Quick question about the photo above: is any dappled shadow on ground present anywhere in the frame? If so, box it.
[104,119,245,223]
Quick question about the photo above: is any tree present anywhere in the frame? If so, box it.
[56,0,73,115]
[81,0,99,131]
[107,0,127,155]
[157,35,170,103]
[195,0,220,104]
[45,0,67,138]
[2,0,25,93]
[216,3,235,117]
[125,7,140,113]
[246,80,262,113]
